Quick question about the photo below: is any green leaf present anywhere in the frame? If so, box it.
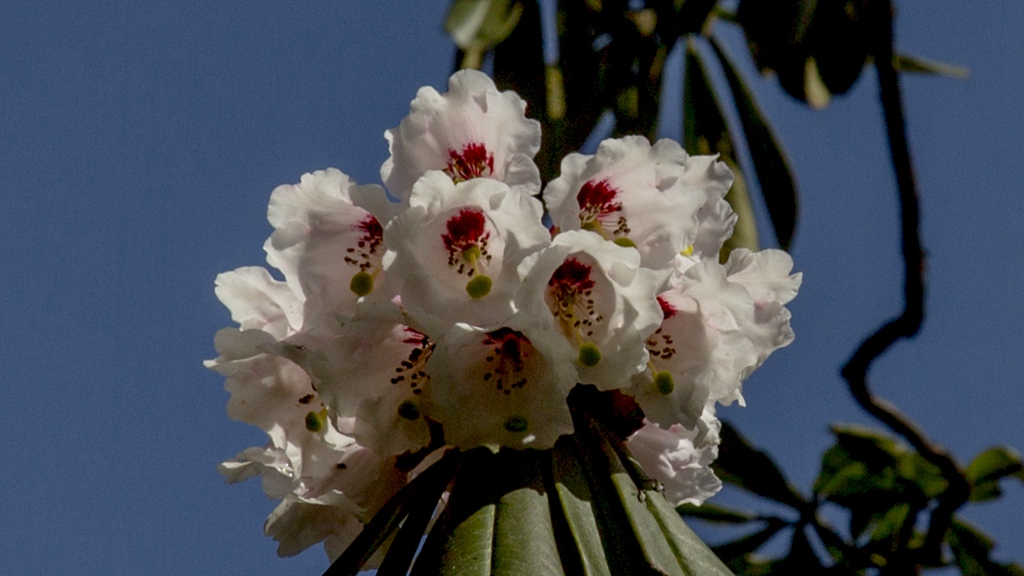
[609,462,687,575]
[894,53,970,79]
[645,487,737,575]
[410,450,497,576]
[676,502,758,525]
[966,446,1024,502]
[683,42,759,257]
[708,38,799,250]
[552,440,613,576]
[570,411,738,575]
[561,428,655,569]
[713,421,807,509]
[492,451,564,576]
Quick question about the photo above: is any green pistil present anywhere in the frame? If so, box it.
[397,400,421,420]
[581,220,599,231]
[578,343,602,367]
[654,371,675,395]
[466,275,492,299]
[304,408,327,432]
[350,271,374,296]
[613,237,636,248]
[504,415,528,432]
[462,245,481,263]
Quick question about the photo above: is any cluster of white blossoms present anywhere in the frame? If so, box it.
[207,70,801,559]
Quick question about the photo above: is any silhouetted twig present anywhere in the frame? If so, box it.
[840,0,969,567]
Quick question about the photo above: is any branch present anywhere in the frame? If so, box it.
[839,0,968,565]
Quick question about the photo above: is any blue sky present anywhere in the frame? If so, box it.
[2,1,1021,573]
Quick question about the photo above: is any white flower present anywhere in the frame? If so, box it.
[686,156,737,260]
[381,69,542,202]
[282,299,433,457]
[383,171,551,332]
[627,408,722,506]
[724,248,802,377]
[544,137,712,269]
[208,265,407,559]
[206,267,323,441]
[516,230,665,390]
[213,266,303,339]
[635,250,800,429]
[264,168,392,325]
[234,443,407,561]
[636,259,756,428]
[208,69,801,564]
[427,320,577,449]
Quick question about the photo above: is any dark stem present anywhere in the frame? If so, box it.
[840,0,968,565]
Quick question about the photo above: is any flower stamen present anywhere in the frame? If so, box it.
[547,257,606,364]
[389,329,434,395]
[445,143,495,183]
[480,328,530,395]
[577,179,630,241]
[345,214,385,295]
[441,208,494,297]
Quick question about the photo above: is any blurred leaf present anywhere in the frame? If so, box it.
[677,502,758,524]
[779,525,824,570]
[868,501,910,544]
[802,57,831,109]
[810,0,870,95]
[676,0,720,35]
[814,424,949,544]
[493,0,546,117]
[709,38,799,250]
[491,0,551,177]
[720,162,759,259]
[949,518,1024,576]
[809,519,853,565]
[547,0,611,179]
[683,42,760,256]
[735,0,816,74]
[712,519,788,562]
[714,421,807,509]
[815,424,946,503]
[446,0,524,69]
[683,42,729,156]
[894,53,970,79]
[966,446,1024,502]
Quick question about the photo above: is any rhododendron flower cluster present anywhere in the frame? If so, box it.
[207,70,801,560]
